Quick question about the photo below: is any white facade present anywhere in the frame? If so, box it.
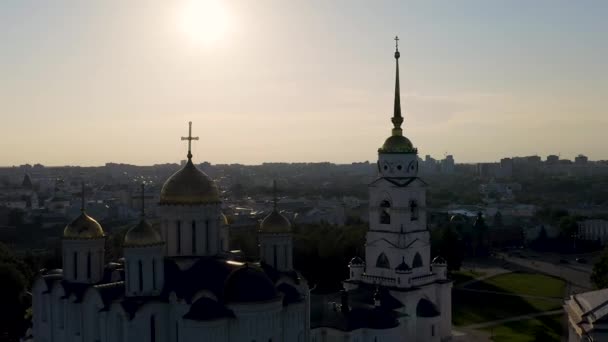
[578,219,608,244]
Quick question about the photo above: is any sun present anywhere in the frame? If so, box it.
[178,0,231,46]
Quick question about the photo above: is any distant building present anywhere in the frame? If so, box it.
[578,219,608,245]
[546,155,559,164]
[575,154,589,165]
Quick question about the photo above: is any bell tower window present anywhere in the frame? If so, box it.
[410,200,419,221]
[380,200,391,224]
[376,252,390,269]
[413,253,423,268]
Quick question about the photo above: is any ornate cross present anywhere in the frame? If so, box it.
[394,36,399,50]
[181,121,199,159]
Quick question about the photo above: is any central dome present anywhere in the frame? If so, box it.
[379,135,416,153]
[160,159,220,205]
[124,219,163,247]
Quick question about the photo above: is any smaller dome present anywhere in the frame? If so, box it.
[379,135,416,153]
[124,219,163,247]
[259,209,291,233]
[63,211,104,239]
[432,256,447,265]
[395,257,411,273]
[349,256,365,266]
[224,266,278,303]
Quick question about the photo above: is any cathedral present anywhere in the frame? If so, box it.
[31,39,452,342]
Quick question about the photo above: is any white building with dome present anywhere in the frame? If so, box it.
[31,39,452,342]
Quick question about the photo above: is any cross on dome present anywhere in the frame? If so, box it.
[181,121,199,160]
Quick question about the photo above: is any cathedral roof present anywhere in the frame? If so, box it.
[183,297,235,321]
[159,159,220,205]
[416,298,440,317]
[224,266,279,303]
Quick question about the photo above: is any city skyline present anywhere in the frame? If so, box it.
[1,0,607,166]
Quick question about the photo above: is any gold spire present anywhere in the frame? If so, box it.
[378,36,417,154]
[391,35,403,137]
[181,121,199,160]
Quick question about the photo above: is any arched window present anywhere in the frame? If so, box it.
[380,200,391,224]
[376,253,390,269]
[273,245,278,268]
[413,253,423,268]
[138,260,143,292]
[150,315,156,342]
[191,220,197,254]
[176,220,182,254]
[410,200,419,221]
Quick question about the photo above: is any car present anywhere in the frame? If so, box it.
[576,258,588,264]
[559,259,569,264]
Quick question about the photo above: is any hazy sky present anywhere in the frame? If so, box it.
[1,0,607,166]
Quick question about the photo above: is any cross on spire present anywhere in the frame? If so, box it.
[394,35,399,51]
[392,36,403,135]
[181,121,199,160]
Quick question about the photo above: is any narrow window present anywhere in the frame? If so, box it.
[380,200,391,224]
[73,251,78,280]
[273,245,278,268]
[413,253,423,268]
[175,321,179,342]
[87,251,91,279]
[176,220,181,254]
[431,324,435,337]
[191,220,197,254]
[138,260,143,292]
[205,220,210,254]
[152,259,157,290]
[150,315,156,342]
[284,245,288,269]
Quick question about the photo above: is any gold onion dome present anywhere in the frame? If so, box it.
[221,212,229,225]
[63,211,105,239]
[381,135,415,153]
[259,209,291,233]
[159,159,220,205]
[124,219,163,247]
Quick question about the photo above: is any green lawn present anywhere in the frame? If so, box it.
[481,314,564,342]
[453,272,566,326]
[468,272,565,298]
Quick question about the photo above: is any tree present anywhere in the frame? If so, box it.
[0,262,28,341]
[592,249,608,289]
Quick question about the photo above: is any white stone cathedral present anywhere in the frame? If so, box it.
[31,39,451,342]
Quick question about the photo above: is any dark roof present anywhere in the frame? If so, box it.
[224,266,278,303]
[94,282,125,310]
[260,262,301,285]
[277,283,302,305]
[311,285,403,331]
[349,257,364,265]
[183,297,234,321]
[416,298,440,317]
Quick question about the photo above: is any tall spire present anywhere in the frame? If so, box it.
[391,36,403,137]
[181,121,199,160]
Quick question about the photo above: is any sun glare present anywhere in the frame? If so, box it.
[178,0,231,46]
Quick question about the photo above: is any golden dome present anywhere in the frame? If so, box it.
[160,159,220,205]
[124,219,163,247]
[379,135,416,153]
[63,211,105,239]
[259,209,291,233]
